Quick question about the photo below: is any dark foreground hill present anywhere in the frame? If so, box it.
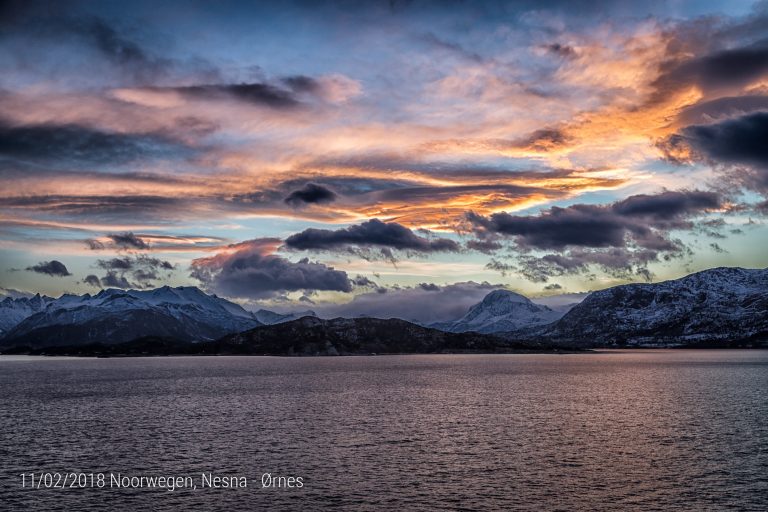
[217,316,562,355]
[1,317,573,356]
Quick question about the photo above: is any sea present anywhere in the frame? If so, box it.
[1,350,766,511]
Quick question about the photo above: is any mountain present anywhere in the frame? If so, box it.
[0,286,262,348]
[430,289,564,334]
[537,267,768,347]
[218,316,555,355]
[254,308,317,325]
[0,294,53,337]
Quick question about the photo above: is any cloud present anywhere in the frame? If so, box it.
[0,11,171,81]
[284,183,337,207]
[131,73,361,110]
[1,195,189,223]
[0,286,34,299]
[82,274,101,287]
[284,219,461,254]
[469,190,721,251]
[466,239,502,253]
[470,190,722,280]
[312,281,504,324]
[85,238,106,250]
[0,121,186,165]
[25,260,71,277]
[543,43,577,59]
[170,83,302,108]
[659,112,768,195]
[281,75,320,93]
[351,275,378,288]
[190,238,353,299]
[309,281,504,324]
[108,232,149,249]
[100,271,132,288]
[94,254,174,288]
[649,43,768,104]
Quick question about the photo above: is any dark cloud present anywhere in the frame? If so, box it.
[0,121,186,165]
[94,255,174,288]
[515,249,661,282]
[284,183,337,207]
[418,32,484,62]
[418,282,440,291]
[660,112,768,194]
[0,195,189,223]
[284,219,460,253]
[675,96,768,127]
[649,37,768,104]
[612,190,723,218]
[0,10,170,80]
[465,239,502,253]
[469,190,721,251]
[100,271,132,289]
[85,238,105,250]
[171,82,302,108]
[470,190,721,280]
[108,232,149,249]
[543,283,562,290]
[64,17,161,69]
[83,274,101,287]
[97,257,134,270]
[351,275,378,288]
[543,43,576,58]
[485,258,515,276]
[25,260,71,277]
[518,128,573,152]
[710,242,727,253]
[281,75,321,92]
[190,239,352,299]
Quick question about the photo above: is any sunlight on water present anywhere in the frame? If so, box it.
[1,350,766,511]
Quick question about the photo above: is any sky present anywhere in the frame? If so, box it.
[1,0,767,318]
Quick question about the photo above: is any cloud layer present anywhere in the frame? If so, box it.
[190,239,353,299]
[1,0,766,300]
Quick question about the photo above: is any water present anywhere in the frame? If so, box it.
[1,350,766,511]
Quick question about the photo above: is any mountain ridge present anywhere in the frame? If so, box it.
[1,266,766,351]
[532,267,768,347]
[0,286,263,348]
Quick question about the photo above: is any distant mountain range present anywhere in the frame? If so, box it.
[0,286,315,349]
[1,267,766,353]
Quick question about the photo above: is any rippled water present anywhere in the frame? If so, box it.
[1,350,767,511]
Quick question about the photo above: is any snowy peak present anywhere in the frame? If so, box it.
[0,286,263,347]
[0,295,51,336]
[463,290,535,320]
[542,266,768,346]
[431,289,564,334]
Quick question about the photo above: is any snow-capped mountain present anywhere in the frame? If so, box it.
[254,309,317,325]
[0,286,263,348]
[539,267,768,346]
[0,294,53,337]
[430,289,565,334]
